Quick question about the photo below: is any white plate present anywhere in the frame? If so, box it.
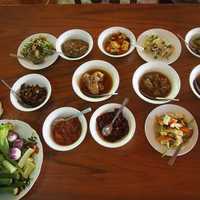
[98,26,136,58]
[0,120,43,200]
[90,103,136,148]
[42,107,87,151]
[145,104,198,156]
[137,28,182,64]
[132,61,181,104]
[17,33,58,70]
[72,60,120,102]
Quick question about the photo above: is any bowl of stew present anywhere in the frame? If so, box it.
[72,60,120,102]
[132,61,181,104]
[42,107,87,151]
[89,103,136,148]
[56,29,93,60]
[98,27,136,58]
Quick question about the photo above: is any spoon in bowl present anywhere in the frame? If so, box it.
[102,98,129,137]
[53,107,92,124]
[140,91,179,102]
[84,92,118,98]
[0,79,31,108]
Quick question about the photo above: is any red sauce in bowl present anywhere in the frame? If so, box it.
[52,118,82,146]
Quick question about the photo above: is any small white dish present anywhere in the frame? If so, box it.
[132,61,181,104]
[42,107,87,151]
[10,74,52,112]
[90,103,136,148]
[98,26,136,58]
[137,28,182,64]
[56,29,93,60]
[145,104,198,156]
[17,33,58,70]
[72,60,120,102]
[0,119,43,200]
[189,64,200,98]
[185,27,200,58]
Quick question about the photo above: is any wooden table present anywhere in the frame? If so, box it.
[0,4,200,200]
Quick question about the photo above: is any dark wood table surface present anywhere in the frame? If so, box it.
[0,4,200,200]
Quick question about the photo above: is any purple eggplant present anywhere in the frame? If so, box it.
[9,148,21,160]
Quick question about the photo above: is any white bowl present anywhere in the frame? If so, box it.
[56,29,93,60]
[42,107,87,151]
[72,60,120,102]
[90,103,136,148]
[10,74,52,112]
[189,64,200,98]
[17,33,59,70]
[145,104,199,156]
[185,27,200,58]
[137,28,182,64]
[0,119,43,200]
[98,26,136,58]
[132,61,181,104]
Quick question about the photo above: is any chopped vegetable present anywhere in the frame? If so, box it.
[18,148,34,168]
[21,35,55,64]
[13,139,24,149]
[7,131,18,143]
[2,160,17,174]
[0,123,14,155]
[156,113,193,154]
[0,187,19,195]
[0,178,13,186]
[9,148,21,161]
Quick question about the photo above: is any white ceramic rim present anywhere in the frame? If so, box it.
[98,26,136,58]
[89,103,136,148]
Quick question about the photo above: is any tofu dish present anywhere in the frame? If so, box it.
[155,113,193,153]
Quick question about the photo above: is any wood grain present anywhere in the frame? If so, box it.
[0,4,200,200]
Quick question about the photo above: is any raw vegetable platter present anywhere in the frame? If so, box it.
[0,120,43,200]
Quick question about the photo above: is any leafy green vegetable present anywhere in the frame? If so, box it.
[0,123,14,155]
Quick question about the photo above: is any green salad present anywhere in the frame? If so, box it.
[0,123,38,196]
[20,35,55,64]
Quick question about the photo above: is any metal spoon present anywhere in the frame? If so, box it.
[0,79,31,108]
[168,143,183,166]
[84,92,118,98]
[102,98,129,137]
[135,44,144,51]
[53,107,92,124]
[177,34,198,53]
[140,91,179,102]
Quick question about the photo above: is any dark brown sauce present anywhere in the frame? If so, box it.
[194,74,200,95]
[139,72,171,98]
[61,39,89,58]
[79,69,113,96]
[96,109,129,143]
[52,118,82,146]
